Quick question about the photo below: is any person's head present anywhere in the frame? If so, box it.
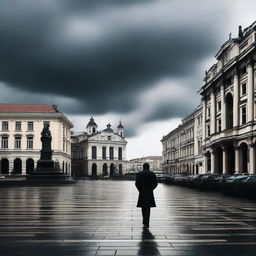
[143,163,150,171]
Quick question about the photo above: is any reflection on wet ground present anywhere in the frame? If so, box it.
[1,180,256,255]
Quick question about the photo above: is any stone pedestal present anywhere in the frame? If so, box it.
[27,123,75,183]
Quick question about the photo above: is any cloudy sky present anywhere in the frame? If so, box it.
[0,0,256,159]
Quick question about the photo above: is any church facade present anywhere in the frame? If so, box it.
[71,118,128,177]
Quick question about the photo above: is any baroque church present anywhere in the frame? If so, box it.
[71,117,127,177]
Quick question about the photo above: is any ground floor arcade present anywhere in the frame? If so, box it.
[205,140,256,175]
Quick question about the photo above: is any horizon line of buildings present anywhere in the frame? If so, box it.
[162,21,256,175]
[0,104,162,177]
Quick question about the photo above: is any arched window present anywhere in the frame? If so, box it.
[103,163,108,176]
[110,163,115,176]
[119,164,123,175]
[26,158,34,174]
[14,158,22,174]
[1,158,9,174]
[92,163,97,176]
[92,146,97,159]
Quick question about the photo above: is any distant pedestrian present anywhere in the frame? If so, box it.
[135,163,158,228]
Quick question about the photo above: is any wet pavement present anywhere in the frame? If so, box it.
[0,180,256,255]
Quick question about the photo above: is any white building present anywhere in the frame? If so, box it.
[0,104,73,175]
[71,118,128,177]
[162,110,198,175]
[162,21,256,175]
[200,22,256,175]
[128,156,162,172]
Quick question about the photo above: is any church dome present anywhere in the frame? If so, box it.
[103,124,113,133]
[86,117,97,128]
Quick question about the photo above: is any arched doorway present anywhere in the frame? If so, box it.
[92,163,97,176]
[14,158,22,174]
[65,162,68,174]
[1,158,9,174]
[62,161,65,172]
[119,164,123,175]
[26,158,34,174]
[103,163,108,176]
[240,143,248,173]
[215,147,223,174]
[226,93,233,129]
[205,151,211,173]
[110,163,115,176]
[226,145,235,174]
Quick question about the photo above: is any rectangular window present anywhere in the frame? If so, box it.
[217,101,221,112]
[1,136,8,148]
[118,147,122,160]
[108,136,111,140]
[27,122,34,131]
[102,147,106,159]
[207,107,211,118]
[242,106,246,124]
[2,121,8,131]
[242,83,247,95]
[15,121,22,131]
[27,136,33,149]
[218,119,221,132]
[207,125,211,137]
[14,136,21,149]
[109,147,114,160]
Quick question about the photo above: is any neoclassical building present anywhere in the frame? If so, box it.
[200,23,256,175]
[71,118,127,177]
[0,104,73,175]
[162,21,256,175]
[162,110,198,175]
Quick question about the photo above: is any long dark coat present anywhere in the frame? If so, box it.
[135,170,158,208]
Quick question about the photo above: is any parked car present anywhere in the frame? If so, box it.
[0,175,5,179]
[226,175,248,183]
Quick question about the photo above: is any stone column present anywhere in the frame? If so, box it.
[210,90,216,134]
[247,60,254,123]
[234,146,240,174]
[222,146,228,175]
[210,149,216,174]
[203,154,208,174]
[233,69,239,127]
[221,84,226,130]
[249,145,256,174]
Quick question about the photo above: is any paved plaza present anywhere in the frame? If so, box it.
[1,181,256,256]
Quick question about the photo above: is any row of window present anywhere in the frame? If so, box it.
[2,121,34,131]
[1,136,33,149]
[92,146,123,160]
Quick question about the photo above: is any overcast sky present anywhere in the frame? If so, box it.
[0,0,256,159]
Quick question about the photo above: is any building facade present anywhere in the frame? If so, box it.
[0,104,73,175]
[200,23,256,175]
[128,156,162,172]
[162,21,256,175]
[162,111,197,175]
[71,118,127,177]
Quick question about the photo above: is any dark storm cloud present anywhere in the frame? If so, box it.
[0,0,229,117]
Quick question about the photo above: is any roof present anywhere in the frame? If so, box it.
[103,123,113,133]
[117,121,124,129]
[86,117,98,128]
[0,104,57,113]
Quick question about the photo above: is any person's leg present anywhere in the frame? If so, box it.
[141,207,146,224]
[145,207,150,227]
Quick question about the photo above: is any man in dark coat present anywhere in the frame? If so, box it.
[135,163,158,228]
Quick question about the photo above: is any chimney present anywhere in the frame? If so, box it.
[238,25,243,38]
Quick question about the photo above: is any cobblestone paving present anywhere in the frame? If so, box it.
[1,180,256,255]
